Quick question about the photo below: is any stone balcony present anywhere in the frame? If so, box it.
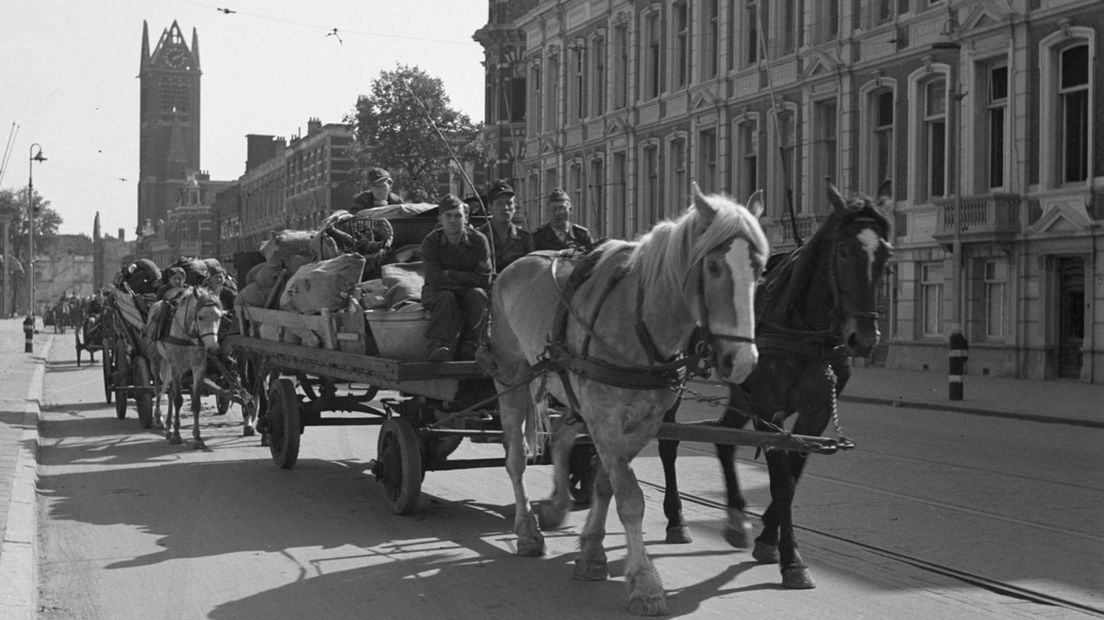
[932,193,1022,247]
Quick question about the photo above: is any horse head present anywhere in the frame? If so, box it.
[188,287,225,353]
[689,183,769,384]
[825,180,893,357]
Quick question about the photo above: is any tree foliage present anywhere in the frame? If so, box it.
[348,64,482,200]
[0,187,62,262]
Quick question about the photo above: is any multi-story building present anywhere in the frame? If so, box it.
[285,118,357,229]
[476,0,1104,383]
[238,135,287,252]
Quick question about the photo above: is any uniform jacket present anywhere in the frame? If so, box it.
[532,222,593,252]
[419,226,493,294]
[480,222,535,272]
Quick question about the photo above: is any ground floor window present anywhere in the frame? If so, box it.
[921,262,944,337]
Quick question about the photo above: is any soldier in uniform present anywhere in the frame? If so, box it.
[419,194,493,362]
[531,187,593,252]
[479,179,534,273]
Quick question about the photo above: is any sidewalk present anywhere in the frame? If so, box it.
[0,317,49,619]
[843,364,1103,428]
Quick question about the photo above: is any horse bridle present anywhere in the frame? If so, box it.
[164,291,221,347]
[825,214,886,329]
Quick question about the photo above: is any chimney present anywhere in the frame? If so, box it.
[307,117,322,135]
[118,228,126,241]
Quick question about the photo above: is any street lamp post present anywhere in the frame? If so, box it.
[26,143,46,351]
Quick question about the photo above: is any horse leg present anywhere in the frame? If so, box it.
[573,464,610,581]
[536,418,578,530]
[607,457,667,616]
[498,386,543,557]
[168,381,183,445]
[191,370,205,449]
[657,400,691,544]
[716,401,753,548]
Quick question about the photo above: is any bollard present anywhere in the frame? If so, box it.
[948,325,968,401]
[23,315,34,353]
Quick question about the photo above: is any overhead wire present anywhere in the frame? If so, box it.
[0,123,18,188]
[178,0,479,48]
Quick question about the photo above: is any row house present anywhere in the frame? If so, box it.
[476,0,1104,383]
[222,121,357,265]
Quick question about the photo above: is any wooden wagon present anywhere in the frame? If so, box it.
[101,287,156,428]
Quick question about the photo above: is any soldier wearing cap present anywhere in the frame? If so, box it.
[479,179,535,273]
[419,194,493,362]
[353,167,403,209]
[532,187,593,252]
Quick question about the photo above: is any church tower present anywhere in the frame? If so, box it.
[138,20,201,236]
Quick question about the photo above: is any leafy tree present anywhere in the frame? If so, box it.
[0,187,62,307]
[348,64,482,200]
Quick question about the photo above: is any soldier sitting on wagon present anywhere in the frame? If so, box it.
[419,194,493,362]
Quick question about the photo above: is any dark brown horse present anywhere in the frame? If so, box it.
[659,180,892,590]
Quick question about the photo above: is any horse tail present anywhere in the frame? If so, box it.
[527,377,552,457]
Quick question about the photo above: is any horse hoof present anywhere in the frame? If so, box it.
[169,435,183,445]
[752,541,779,564]
[782,566,816,589]
[243,426,255,437]
[193,440,206,450]
[664,525,692,544]
[724,520,750,544]
[516,539,545,557]
[572,558,609,581]
[536,503,566,530]
[627,594,668,617]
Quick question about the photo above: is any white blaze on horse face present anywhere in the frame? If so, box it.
[717,237,759,383]
[857,228,880,284]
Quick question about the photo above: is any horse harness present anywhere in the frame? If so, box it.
[539,245,721,415]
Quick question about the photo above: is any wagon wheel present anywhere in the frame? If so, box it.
[568,442,600,506]
[267,377,301,469]
[134,359,154,429]
[375,418,423,515]
[75,331,83,367]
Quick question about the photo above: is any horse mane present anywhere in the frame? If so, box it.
[761,194,888,319]
[629,193,767,303]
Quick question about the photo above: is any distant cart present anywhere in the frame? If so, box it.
[74,305,104,366]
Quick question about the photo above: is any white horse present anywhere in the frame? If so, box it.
[146,287,225,448]
[487,184,767,615]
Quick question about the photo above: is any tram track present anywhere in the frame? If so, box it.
[637,478,1104,617]
[667,439,1104,542]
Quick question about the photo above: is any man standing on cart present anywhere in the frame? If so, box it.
[419,194,493,362]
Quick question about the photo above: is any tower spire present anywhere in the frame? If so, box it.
[141,20,150,70]
[191,27,200,70]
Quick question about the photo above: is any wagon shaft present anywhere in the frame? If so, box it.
[657,421,852,454]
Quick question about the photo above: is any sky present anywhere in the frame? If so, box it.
[0,0,487,239]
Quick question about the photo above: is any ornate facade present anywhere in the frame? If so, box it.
[477,0,1104,382]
